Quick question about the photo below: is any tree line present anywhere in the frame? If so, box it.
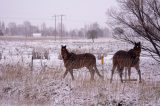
[0,21,111,39]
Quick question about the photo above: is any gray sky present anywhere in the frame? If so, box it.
[0,0,117,30]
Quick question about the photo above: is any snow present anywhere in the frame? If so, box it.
[0,37,160,106]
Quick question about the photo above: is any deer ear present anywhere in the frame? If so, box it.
[61,45,66,48]
[138,42,141,45]
[61,45,64,48]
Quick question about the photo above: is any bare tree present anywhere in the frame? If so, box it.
[108,0,160,63]
[87,30,98,43]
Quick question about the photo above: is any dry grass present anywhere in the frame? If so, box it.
[0,61,160,105]
[0,61,64,104]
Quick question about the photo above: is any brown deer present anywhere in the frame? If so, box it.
[61,45,103,80]
[110,42,142,83]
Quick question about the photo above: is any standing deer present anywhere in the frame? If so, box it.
[110,42,142,83]
[61,45,103,80]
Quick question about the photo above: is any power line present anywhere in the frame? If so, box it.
[52,14,65,40]
[0,16,95,24]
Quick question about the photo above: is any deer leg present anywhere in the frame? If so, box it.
[125,67,127,80]
[135,64,142,83]
[119,67,123,83]
[88,67,95,81]
[69,69,75,80]
[110,65,116,83]
[63,69,69,79]
[94,65,103,78]
[128,67,131,81]
[137,70,142,83]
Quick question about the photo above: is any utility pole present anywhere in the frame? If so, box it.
[52,14,65,40]
[52,15,57,41]
[60,14,65,40]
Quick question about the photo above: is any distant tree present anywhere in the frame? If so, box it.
[32,25,39,33]
[3,21,40,36]
[0,21,5,34]
[78,30,84,38]
[0,30,3,36]
[16,24,25,36]
[23,21,32,36]
[108,0,160,63]
[88,22,104,38]
[91,23,99,30]
[47,27,54,36]
[8,22,17,35]
[87,30,98,42]
[80,28,87,38]
[70,30,77,38]
[41,23,47,36]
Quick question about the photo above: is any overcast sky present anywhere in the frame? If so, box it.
[0,0,118,30]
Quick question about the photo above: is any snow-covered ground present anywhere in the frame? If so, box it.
[0,37,160,106]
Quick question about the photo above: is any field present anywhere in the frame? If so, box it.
[0,36,160,106]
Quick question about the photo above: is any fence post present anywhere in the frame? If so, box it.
[31,56,33,71]
[101,54,104,76]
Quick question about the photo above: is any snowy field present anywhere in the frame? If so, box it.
[0,37,160,106]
